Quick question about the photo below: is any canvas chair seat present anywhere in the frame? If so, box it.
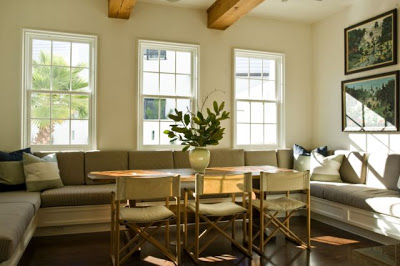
[188,201,247,217]
[120,205,174,223]
[253,197,306,211]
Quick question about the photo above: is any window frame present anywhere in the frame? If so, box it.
[233,48,285,149]
[22,29,97,151]
[137,40,199,150]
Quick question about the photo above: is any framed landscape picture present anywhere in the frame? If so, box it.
[345,9,397,75]
[342,71,399,132]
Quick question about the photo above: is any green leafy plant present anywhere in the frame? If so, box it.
[163,95,230,151]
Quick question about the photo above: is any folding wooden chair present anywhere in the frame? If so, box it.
[110,175,181,265]
[252,171,311,255]
[183,173,253,263]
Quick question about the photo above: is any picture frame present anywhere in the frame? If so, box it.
[342,71,399,132]
[345,9,397,75]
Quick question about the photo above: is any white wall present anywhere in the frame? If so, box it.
[312,0,400,153]
[0,0,313,151]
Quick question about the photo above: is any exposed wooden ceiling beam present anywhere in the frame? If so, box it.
[108,0,136,19]
[207,0,265,30]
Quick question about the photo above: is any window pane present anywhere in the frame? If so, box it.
[176,52,191,74]
[176,74,191,96]
[72,43,89,67]
[71,120,89,144]
[160,73,175,95]
[251,124,263,144]
[236,78,248,99]
[265,103,277,123]
[263,80,276,100]
[143,72,159,95]
[143,121,159,145]
[52,66,70,91]
[71,68,89,91]
[143,49,159,72]
[160,50,175,73]
[71,95,89,119]
[237,124,250,145]
[263,59,275,80]
[31,93,50,118]
[160,122,173,145]
[51,94,70,119]
[249,79,262,99]
[264,124,277,145]
[236,57,248,77]
[160,98,175,120]
[52,120,69,144]
[32,40,51,65]
[31,119,50,145]
[250,58,262,78]
[251,102,263,123]
[52,41,71,66]
[144,98,159,119]
[237,101,250,123]
[32,66,51,90]
[177,99,191,113]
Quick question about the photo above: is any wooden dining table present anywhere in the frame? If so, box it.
[88,165,294,182]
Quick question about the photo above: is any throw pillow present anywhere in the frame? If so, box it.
[0,161,26,192]
[293,144,328,171]
[0,148,31,161]
[23,153,64,192]
[310,151,344,182]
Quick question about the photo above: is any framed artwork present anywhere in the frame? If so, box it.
[345,9,397,75]
[342,71,399,132]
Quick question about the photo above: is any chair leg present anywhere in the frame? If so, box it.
[194,206,200,259]
[115,221,120,265]
[307,206,311,249]
[183,191,188,250]
[176,198,181,265]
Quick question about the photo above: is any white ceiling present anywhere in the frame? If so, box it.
[138,0,355,24]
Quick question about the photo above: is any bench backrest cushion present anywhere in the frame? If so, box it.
[244,150,278,166]
[173,151,191,169]
[128,151,174,170]
[34,152,85,185]
[334,150,367,184]
[276,149,293,169]
[366,153,400,190]
[85,151,128,184]
[208,149,244,167]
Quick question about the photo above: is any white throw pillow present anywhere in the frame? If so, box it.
[310,152,344,182]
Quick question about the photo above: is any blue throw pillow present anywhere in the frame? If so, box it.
[0,148,31,161]
[293,144,328,171]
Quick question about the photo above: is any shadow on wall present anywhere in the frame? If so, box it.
[348,133,400,153]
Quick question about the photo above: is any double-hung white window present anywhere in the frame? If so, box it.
[23,29,97,150]
[138,40,199,150]
[234,49,285,148]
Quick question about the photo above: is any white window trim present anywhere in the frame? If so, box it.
[233,48,285,149]
[22,29,97,151]
[137,40,200,151]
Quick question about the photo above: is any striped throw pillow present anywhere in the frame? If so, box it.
[23,153,64,192]
[310,151,344,182]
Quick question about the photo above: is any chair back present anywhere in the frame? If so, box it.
[115,175,180,200]
[260,171,309,192]
[195,173,252,195]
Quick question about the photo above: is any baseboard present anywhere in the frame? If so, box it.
[310,196,400,244]
[0,214,37,266]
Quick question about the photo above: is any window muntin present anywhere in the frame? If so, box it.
[138,40,199,149]
[23,30,97,150]
[234,49,284,148]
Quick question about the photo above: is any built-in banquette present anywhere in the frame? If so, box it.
[1,149,399,265]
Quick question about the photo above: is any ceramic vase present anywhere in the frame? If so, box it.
[189,147,210,173]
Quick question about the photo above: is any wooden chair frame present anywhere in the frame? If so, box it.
[183,173,253,263]
[110,176,181,265]
[252,171,311,256]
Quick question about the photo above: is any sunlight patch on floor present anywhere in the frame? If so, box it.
[143,255,175,265]
[311,236,359,246]
[198,254,237,262]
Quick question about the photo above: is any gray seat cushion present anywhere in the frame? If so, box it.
[41,184,115,207]
[0,203,35,262]
[85,151,128,184]
[0,191,41,212]
[311,181,400,218]
[128,151,174,170]
[245,150,278,166]
[208,149,244,167]
[276,149,293,169]
[173,151,191,169]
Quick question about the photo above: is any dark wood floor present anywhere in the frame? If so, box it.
[19,217,383,266]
